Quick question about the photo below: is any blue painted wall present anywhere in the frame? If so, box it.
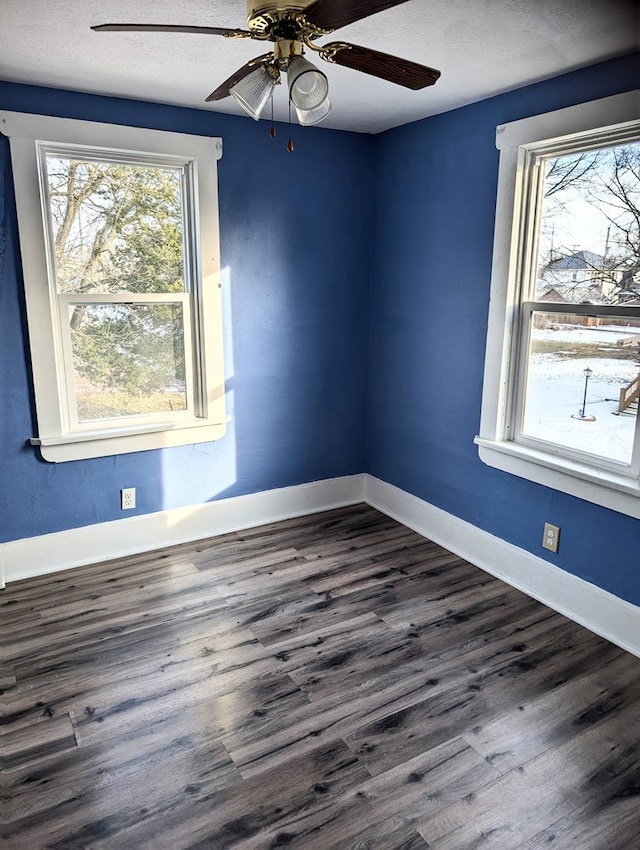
[368,54,640,606]
[0,82,374,542]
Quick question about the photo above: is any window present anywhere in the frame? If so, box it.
[2,111,227,462]
[476,90,640,519]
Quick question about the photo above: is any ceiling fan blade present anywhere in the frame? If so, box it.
[91,23,252,38]
[322,42,440,89]
[205,53,273,102]
[305,0,411,32]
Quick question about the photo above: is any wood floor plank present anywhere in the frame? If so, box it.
[212,555,354,605]
[5,621,285,742]
[3,733,240,832]
[418,709,640,849]
[465,648,640,774]
[69,630,286,747]
[341,736,498,824]
[240,800,430,850]
[236,503,397,545]
[225,665,454,778]
[0,714,77,772]
[3,672,301,824]
[91,740,370,850]
[0,551,200,617]
[344,624,620,775]
[231,584,345,646]
[307,550,471,599]
[513,795,640,850]
[2,504,640,849]
[5,572,230,669]
[297,523,423,562]
[191,536,301,571]
[3,740,241,849]
[0,663,17,694]
[284,594,557,704]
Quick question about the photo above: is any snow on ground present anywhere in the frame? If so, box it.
[522,325,640,464]
[535,324,640,344]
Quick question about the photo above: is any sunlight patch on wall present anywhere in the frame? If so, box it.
[161,263,237,518]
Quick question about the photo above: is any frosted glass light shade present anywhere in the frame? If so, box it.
[287,55,329,111]
[294,97,332,126]
[230,66,277,121]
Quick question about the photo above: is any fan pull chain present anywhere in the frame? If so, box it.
[287,97,294,152]
[269,90,276,138]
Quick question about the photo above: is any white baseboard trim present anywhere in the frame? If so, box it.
[1,474,365,585]
[364,475,640,659]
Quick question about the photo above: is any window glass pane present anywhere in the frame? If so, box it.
[521,312,640,464]
[45,156,185,295]
[68,303,186,422]
[535,141,640,305]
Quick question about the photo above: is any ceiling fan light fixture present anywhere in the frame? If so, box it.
[294,97,332,126]
[230,64,278,120]
[287,54,329,111]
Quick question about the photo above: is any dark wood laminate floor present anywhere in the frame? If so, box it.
[2,504,640,849]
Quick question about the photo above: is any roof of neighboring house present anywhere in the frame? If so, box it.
[549,250,605,270]
[539,280,602,303]
[540,286,568,302]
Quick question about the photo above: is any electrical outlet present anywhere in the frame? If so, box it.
[542,522,560,553]
[121,487,136,510]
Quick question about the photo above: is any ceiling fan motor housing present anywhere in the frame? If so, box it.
[247,0,322,40]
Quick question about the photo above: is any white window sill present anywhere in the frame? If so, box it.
[31,417,230,463]
[476,436,640,520]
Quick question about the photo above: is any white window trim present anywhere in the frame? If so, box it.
[476,90,640,519]
[1,111,228,462]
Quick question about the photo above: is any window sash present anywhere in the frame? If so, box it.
[57,293,194,432]
[37,144,194,296]
[36,145,203,434]
[512,303,640,477]
[505,121,640,476]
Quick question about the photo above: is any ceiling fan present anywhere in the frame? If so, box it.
[92,0,441,129]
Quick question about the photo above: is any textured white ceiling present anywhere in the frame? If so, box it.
[0,0,637,133]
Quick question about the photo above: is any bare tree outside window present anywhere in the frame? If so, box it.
[521,140,640,464]
[537,142,640,304]
[44,156,188,421]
